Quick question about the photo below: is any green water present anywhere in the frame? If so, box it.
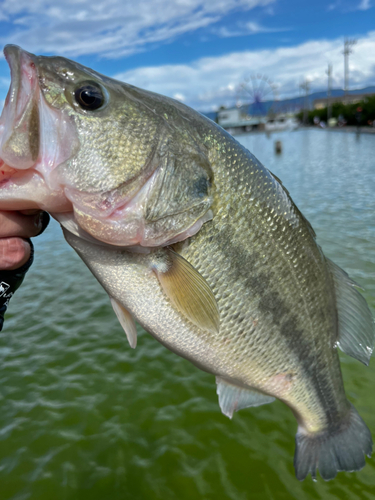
[1,129,374,500]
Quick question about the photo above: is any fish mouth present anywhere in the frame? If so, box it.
[0,45,75,213]
[0,45,40,177]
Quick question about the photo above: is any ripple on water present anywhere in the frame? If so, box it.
[0,130,375,500]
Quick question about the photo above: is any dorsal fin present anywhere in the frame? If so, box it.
[327,258,374,365]
[269,171,316,238]
[268,170,316,239]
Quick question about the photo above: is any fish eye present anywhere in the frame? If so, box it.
[74,83,105,110]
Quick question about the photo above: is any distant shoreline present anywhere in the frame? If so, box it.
[311,126,375,134]
[232,126,375,136]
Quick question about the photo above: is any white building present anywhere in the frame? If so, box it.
[217,107,298,134]
[217,106,263,133]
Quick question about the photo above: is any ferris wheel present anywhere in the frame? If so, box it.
[236,74,278,116]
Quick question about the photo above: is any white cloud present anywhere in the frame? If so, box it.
[0,77,10,88]
[214,21,290,38]
[113,31,375,110]
[327,0,372,11]
[327,0,341,10]
[0,0,275,58]
[173,93,186,101]
[246,21,289,33]
[358,0,371,9]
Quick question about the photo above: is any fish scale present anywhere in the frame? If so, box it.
[0,44,373,481]
[179,129,348,427]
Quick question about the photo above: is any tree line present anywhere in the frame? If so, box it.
[297,95,375,126]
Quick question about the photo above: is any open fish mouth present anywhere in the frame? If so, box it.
[0,45,74,212]
[0,45,40,173]
[0,45,213,247]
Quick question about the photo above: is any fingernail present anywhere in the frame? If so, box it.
[35,212,50,236]
[34,212,43,230]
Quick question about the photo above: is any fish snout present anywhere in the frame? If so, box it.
[0,45,40,172]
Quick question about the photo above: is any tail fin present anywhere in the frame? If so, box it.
[294,404,372,481]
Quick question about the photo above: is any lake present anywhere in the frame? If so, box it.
[0,129,374,500]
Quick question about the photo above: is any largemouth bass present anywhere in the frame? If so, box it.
[0,45,373,481]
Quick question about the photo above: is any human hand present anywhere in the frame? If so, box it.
[0,210,47,270]
[0,210,50,331]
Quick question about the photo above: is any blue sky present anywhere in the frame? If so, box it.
[0,0,374,110]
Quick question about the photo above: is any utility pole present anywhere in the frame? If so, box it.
[343,38,356,98]
[300,79,310,125]
[326,63,332,121]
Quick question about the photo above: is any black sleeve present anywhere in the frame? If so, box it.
[0,239,34,331]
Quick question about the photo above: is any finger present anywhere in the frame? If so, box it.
[19,211,50,236]
[0,211,44,239]
[0,237,31,270]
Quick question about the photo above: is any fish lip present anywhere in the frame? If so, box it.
[0,45,40,171]
[3,44,38,119]
[3,45,22,110]
[3,44,38,80]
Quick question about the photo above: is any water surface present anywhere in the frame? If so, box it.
[1,129,374,499]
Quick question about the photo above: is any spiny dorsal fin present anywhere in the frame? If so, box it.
[111,298,137,349]
[151,248,220,334]
[216,376,275,419]
[269,171,316,238]
[327,258,374,365]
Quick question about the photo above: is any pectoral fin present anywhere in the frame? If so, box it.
[152,248,219,334]
[111,298,137,349]
[216,377,275,419]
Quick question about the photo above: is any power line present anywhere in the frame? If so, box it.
[343,38,356,97]
[300,79,310,125]
[326,63,332,121]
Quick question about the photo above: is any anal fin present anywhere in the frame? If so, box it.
[111,298,137,349]
[216,376,275,419]
[327,258,374,365]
